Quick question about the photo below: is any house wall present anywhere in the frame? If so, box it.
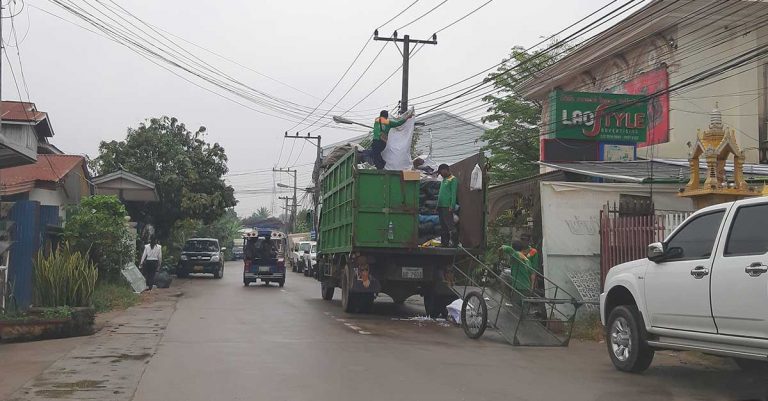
[28,188,68,222]
[539,182,694,314]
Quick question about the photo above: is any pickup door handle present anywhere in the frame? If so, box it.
[745,263,768,277]
[690,266,709,279]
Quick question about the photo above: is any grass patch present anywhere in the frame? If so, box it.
[92,282,139,313]
[571,311,604,342]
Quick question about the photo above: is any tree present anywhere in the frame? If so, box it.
[63,195,134,281]
[91,117,236,241]
[197,209,242,260]
[481,45,567,184]
[255,207,271,220]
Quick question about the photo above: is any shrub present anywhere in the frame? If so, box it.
[33,244,98,307]
[64,195,134,281]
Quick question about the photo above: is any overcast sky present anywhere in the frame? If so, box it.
[5,0,613,217]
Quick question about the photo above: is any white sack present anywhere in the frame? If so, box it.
[470,164,483,191]
[446,298,464,324]
[382,114,416,170]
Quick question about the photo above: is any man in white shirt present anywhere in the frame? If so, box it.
[140,238,162,291]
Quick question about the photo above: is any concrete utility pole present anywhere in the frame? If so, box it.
[284,132,322,235]
[273,168,297,233]
[374,30,437,113]
[277,196,294,232]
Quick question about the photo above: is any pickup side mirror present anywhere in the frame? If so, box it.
[221,247,227,251]
[304,250,310,254]
[648,242,684,263]
[647,242,665,262]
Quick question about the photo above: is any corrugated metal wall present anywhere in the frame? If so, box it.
[8,200,41,310]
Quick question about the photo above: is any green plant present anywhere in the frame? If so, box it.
[64,195,134,281]
[92,282,139,313]
[33,244,98,307]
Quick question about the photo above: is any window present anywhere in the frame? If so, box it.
[725,204,768,256]
[666,211,725,261]
[183,240,218,252]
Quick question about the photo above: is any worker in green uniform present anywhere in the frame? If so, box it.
[437,163,458,247]
[499,241,533,293]
[371,110,413,169]
[520,233,542,295]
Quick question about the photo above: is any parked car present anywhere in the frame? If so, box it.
[303,242,317,277]
[293,241,312,274]
[177,238,225,279]
[232,246,244,260]
[243,230,286,287]
[601,197,768,373]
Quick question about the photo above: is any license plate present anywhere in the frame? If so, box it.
[259,266,272,273]
[402,267,423,279]
[193,265,204,272]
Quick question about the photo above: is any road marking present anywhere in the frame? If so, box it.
[358,331,371,335]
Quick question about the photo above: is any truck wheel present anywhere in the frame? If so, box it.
[243,280,250,287]
[341,264,357,313]
[606,305,655,373]
[321,281,334,300]
[279,278,285,288]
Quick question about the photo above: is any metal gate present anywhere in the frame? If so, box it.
[599,204,691,288]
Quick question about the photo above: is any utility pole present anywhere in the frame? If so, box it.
[278,196,294,232]
[273,167,297,232]
[284,132,322,238]
[374,30,437,113]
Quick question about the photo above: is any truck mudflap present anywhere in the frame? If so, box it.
[349,263,381,294]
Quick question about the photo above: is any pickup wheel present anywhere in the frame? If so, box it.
[734,358,768,373]
[606,305,654,373]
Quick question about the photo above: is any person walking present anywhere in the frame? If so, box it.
[437,163,458,247]
[370,110,413,169]
[140,238,162,291]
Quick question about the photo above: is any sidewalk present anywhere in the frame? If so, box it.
[3,289,181,401]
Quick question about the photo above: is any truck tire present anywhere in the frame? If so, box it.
[606,305,655,373]
[279,278,285,288]
[461,291,487,339]
[321,281,334,300]
[341,263,357,313]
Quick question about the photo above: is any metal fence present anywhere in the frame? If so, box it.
[599,206,691,288]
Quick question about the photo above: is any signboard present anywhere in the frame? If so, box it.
[600,143,636,161]
[542,139,598,162]
[310,230,317,241]
[548,91,648,142]
[613,68,669,147]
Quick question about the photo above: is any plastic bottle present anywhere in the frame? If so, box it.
[387,221,395,240]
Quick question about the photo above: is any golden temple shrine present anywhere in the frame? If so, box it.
[680,104,760,209]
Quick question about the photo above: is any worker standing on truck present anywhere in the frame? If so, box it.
[371,110,413,170]
[437,163,458,247]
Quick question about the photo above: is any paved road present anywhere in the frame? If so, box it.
[130,261,767,401]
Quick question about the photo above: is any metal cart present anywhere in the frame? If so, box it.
[450,246,589,347]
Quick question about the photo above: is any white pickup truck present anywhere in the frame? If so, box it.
[601,197,768,373]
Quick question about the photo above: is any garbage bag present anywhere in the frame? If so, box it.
[155,268,172,289]
[382,109,416,170]
[447,299,464,324]
[470,164,483,191]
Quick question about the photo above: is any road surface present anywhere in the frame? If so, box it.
[129,261,766,401]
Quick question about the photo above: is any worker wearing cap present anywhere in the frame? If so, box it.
[370,110,413,169]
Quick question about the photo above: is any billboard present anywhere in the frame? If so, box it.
[613,68,670,147]
[548,90,648,142]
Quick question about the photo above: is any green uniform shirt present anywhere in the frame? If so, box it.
[500,245,533,292]
[372,117,406,141]
[437,176,458,208]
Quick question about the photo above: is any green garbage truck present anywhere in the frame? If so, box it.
[316,150,486,316]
